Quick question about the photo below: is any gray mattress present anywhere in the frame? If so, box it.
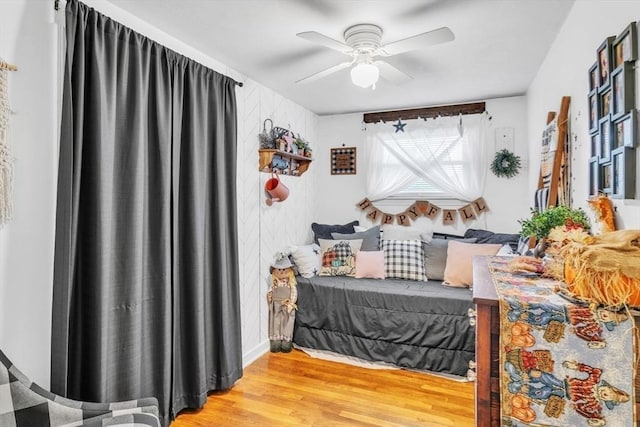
[293,275,475,376]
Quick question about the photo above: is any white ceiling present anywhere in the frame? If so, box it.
[107,0,575,116]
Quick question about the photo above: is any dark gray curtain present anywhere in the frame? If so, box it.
[52,1,242,424]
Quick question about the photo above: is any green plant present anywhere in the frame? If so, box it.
[518,205,590,240]
[295,137,307,149]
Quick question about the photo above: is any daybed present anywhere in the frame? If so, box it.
[293,274,475,376]
[289,222,519,377]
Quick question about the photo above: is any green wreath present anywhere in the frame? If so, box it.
[491,149,521,178]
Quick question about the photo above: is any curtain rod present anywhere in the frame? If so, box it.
[0,61,18,72]
[363,102,486,124]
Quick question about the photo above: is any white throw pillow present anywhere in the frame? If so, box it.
[289,244,321,278]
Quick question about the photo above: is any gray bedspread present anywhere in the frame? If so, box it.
[293,275,475,376]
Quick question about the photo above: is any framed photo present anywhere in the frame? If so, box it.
[588,92,599,133]
[612,22,638,68]
[597,37,615,89]
[611,147,636,199]
[613,110,637,148]
[599,88,611,118]
[590,133,600,157]
[588,158,599,196]
[598,116,612,162]
[330,146,357,175]
[588,62,598,92]
[600,162,612,193]
[611,63,635,119]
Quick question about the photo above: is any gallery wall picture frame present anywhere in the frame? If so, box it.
[588,158,599,197]
[589,91,599,133]
[611,146,636,199]
[611,63,635,120]
[612,22,638,67]
[598,116,612,162]
[599,88,612,118]
[600,162,613,193]
[590,133,600,157]
[588,62,598,92]
[330,146,357,175]
[613,110,637,148]
[597,36,615,90]
[588,23,638,200]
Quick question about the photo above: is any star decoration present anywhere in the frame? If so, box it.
[393,120,406,133]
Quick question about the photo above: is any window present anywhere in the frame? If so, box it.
[386,132,465,199]
[365,113,488,202]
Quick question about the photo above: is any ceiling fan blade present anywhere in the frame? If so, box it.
[295,61,353,84]
[296,31,352,54]
[380,27,455,56]
[374,60,413,85]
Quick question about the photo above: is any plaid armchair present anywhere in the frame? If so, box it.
[0,349,160,426]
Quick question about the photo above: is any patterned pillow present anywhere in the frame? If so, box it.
[289,243,321,278]
[381,239,426,281]
[318,239,363,277]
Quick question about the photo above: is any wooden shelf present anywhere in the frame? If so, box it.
[259,149,312,176]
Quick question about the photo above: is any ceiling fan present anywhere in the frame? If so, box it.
[295,24,454,89]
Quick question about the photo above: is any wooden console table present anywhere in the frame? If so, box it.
[472,256,500,427]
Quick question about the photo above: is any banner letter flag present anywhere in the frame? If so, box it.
[395,213,411,226]
[405,203,420,220]
[459,204,477,223]
[442,209,457,225]
[472,197,489,215]
[425,203,441,220]
[381,213,395,225]
[415,200,430,216]
[357,197,373,211]
[367,208,381,222]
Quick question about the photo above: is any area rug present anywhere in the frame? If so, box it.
[489,257,636,426]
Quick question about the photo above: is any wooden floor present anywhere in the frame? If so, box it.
[171,349,475,426]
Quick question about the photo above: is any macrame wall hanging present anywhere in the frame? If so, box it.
[0,59,17,227]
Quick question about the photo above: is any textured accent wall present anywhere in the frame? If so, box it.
[235,79,317,365]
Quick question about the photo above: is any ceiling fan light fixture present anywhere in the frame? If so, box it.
[350,62,379,88]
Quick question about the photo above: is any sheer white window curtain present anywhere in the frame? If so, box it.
[365,113,490,202]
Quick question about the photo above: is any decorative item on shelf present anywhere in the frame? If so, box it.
[258,118,275,149]
[264,172,289,206]
[490,149,521,178]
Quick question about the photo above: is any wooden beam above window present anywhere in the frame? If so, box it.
[362,102,486,124]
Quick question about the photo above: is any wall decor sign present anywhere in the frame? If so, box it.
[356,197,490,226]
[588,22,637,199]
[331,146,357,175]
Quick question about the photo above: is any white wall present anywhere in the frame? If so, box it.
[0,0,58,388]
[527,0,640,230]
[315,96,530,235]
[0,0,318,387]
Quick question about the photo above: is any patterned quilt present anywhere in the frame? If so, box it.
[489,257,636,426]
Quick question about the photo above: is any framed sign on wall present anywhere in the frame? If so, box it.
[331,146,357,175]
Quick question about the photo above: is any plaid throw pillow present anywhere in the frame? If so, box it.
[382,239,426,281]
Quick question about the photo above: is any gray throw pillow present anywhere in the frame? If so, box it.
[423,237,477,281]
[332,225,381,251]
[311,220,359,244]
